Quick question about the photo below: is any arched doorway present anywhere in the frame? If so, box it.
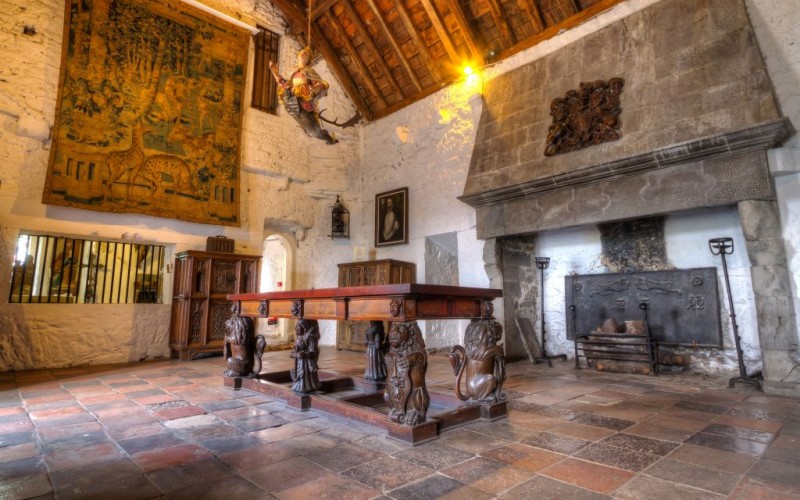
[259,233,293,341]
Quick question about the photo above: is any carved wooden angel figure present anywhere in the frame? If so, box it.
[269,47,338,145]
[449,319,506,403]
[384,322,430,425]
[290,319,322,394]
[224,302,266,378]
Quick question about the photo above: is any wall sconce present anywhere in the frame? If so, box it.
[329,195,349,239]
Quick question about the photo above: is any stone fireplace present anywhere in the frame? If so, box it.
[461,0,799,395]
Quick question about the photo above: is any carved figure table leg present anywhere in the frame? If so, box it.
[364,321,388,382]
[290,319,322,394]
[449,319,506,403]
[224,302,266,378]
[384,321,430,426]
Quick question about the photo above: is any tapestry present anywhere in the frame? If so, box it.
[43,0,250,226]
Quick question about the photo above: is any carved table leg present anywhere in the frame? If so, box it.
[384,321,430,426]
[364,321,388,382]
[290,319,322,394]
[224,302,260,378]
[449,319,506,403]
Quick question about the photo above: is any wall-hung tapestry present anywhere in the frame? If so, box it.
[43,0,250,226]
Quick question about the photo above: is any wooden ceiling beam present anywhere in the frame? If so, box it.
[484,0,516,47]
[392,0,443,82]
[517,0,545,33]
[440,0,484,64]
[325,13,389,109]
[364,0,422,92]
[418,0,460,65]
[311,23,373,120]
[269,0,309,36]
[311,0,340,21]
[340,0,406,99]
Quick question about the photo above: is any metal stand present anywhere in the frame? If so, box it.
[709,237,762,391]
[534,257,566,366]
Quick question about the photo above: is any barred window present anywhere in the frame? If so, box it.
[252,27,280,114]
[8,233,165,304]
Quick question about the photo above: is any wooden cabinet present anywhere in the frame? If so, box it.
[337,259,416,351]
[170,250,261,360]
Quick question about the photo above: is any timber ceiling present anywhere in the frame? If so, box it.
[269,0,625,121]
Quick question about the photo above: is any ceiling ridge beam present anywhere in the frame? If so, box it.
[311,0,341,21]
[392,0,443,82]
[340,0,406,99]
[418,0,461,65]
[440,0,483,64]
[364,0,422,92]
[518,0,545,33]
[325,12,389,109]
[484,0,516,46]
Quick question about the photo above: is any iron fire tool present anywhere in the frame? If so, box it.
[708,237,762,391]
[534,257,567,366]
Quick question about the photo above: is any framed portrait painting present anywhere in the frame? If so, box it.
[375,188,408,247]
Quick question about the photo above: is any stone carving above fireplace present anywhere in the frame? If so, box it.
[545,78,623,157]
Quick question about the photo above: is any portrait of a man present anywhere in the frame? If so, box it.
[375,188,408,247]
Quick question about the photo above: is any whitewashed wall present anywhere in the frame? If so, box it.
[0,0,797,372]
[0,0,357,370]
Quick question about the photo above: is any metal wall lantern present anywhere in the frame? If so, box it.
[329,195,349,239]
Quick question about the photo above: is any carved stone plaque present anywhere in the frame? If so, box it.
[565,267,722,347]
[544,78,624,156]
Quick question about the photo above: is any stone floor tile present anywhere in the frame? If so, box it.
[198,432,264,455]
[162,474,274,499]
[220,442,298,471]
[622,422,692,442]
[570,413,635,431]
[45,442,126,472]
[614,475,727,500]
[644,458,742,495]
[520,431,591,454]
[241,456,332,493]
[131,443,212,473]
[0,442,39,463]
[0,457,47,481]
[146,457,236,494]
[276,472,381,500]
[498,474,609,500]
[599,433,679,456]
[700,423,776,444]
[251,421,319,443]
[730,477,800,500]
[573,442,663,472]
[388,473,492,500]
[274,430,342,454]
[504,410,563,430]
[341,456,434,491]
[645,414,712,433]
[394,442,475,470]
[306,441,384,472]
[0,472,53,500]
[540,457,635,494]
[118,433,187,455]
[213,404,270,421]
[548,422,616,442]
[479,442,565,472]
[746,458,800,489]
[685,431,769,456]
[437,428,512,454]
[55,471,160,500]
[714,413,784,434]
[48,457,141,492]
[467,421,541,442]
[440,456,533,494]
[667,444,757,474]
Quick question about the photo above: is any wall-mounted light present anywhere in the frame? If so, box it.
[329,195,349,239]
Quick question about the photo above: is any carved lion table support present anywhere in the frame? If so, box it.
[290,319,322,394]
[449,319,506,403]
[385,321,430,426]
[224,303,266,378]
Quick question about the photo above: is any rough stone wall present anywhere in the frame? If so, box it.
[465,0,780,200]
[0,0,357,370]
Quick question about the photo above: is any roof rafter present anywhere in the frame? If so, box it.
[364,0,422,92]
[340,0,406,99]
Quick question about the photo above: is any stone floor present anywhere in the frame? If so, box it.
[1,349,799,499]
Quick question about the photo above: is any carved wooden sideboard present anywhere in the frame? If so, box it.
[337,259,415,351]
[170,250,260,360]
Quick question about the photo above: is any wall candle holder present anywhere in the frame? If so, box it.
[535,257,567,367]
[708,237,762,391]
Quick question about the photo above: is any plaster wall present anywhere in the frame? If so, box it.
[0,0,357,370]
